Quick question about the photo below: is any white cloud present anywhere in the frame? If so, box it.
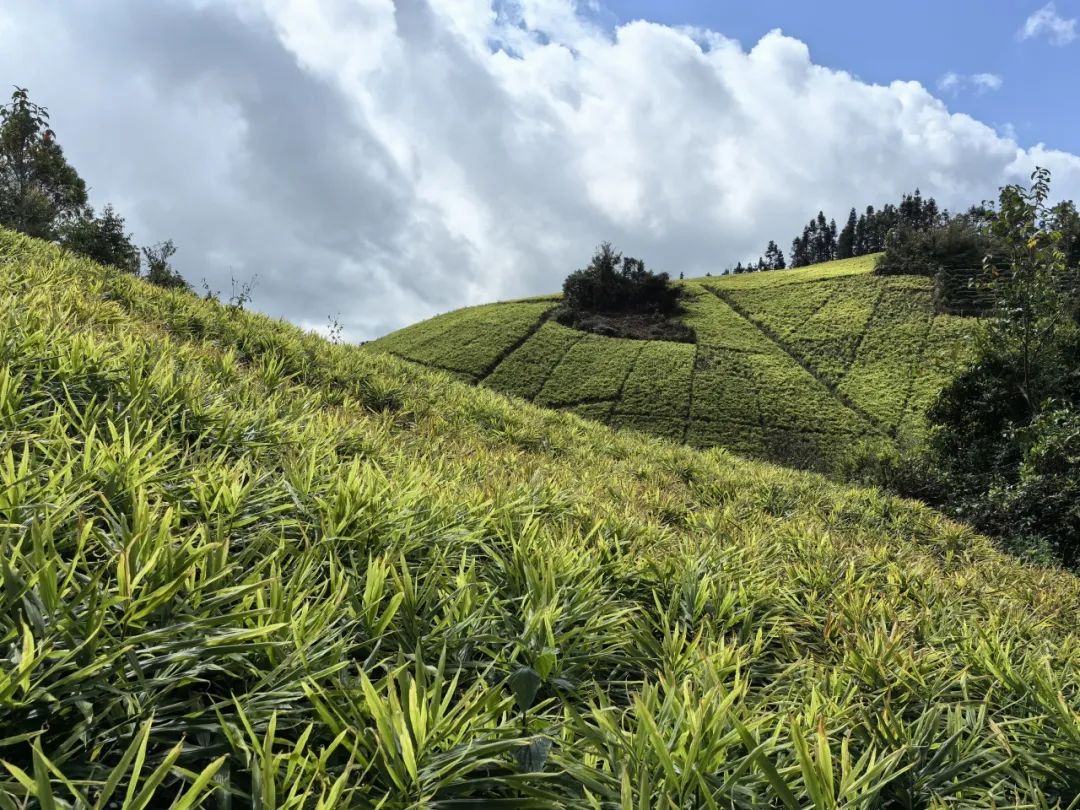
[0,1,1078,340]
[938,72,961,93]
[971,73,1004,92]
[1020,2,1077,45]
[938,71,1003,95]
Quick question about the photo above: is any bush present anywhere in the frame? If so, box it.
[141,240,190,291]
[59,204,140,274]
[836,438,947,501]
[556,243,690,340]
[561,242,680,316]
[926,169,1080,567]
[874,218,988,279]
[992,408,1080,565]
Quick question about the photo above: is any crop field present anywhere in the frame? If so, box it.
[375,255,976,470]
[4,229,1080,805]
[375,300,553,379]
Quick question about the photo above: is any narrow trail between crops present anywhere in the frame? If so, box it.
[476,306,555,383]
[703,285,889,437]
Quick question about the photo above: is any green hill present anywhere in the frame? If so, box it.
[371,255,979,470]
[3,228,1080,805]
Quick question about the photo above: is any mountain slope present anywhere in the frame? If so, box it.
[371,255,979,469]
[2,229,1079,805]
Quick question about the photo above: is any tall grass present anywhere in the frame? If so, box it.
[1,229,1080,806]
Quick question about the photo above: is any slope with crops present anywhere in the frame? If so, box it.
[2,228,1080,806]
[372,255,979,470]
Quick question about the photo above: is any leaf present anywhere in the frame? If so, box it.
[534,648,558,681]
[509,667,542,713]
[514,737,553,773]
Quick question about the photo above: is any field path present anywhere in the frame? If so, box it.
[476,307,555,383]
[703,285,887,436]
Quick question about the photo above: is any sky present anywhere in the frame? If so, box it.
[0,1,1078,340]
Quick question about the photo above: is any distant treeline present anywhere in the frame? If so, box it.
[731,188,1080,278]
[730,189,947,274]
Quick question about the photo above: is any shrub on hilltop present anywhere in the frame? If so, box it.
[556,242,693,341]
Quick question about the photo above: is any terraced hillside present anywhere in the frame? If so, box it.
[6,228,1080,805]
[372,256,979,469]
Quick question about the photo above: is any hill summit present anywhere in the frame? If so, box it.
[372,255,978,471]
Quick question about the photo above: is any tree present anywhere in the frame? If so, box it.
[59,204,139,273]
[857,207,875,254]
[141,240,189,291]
[928,168,1080,565]
[764,240,786,270]
[560,242,678,316]
[979,169,1077,416]
[790,230,810,268]
[1048,200,1080,267]
[837,208,857,259]
[0,87,87,239]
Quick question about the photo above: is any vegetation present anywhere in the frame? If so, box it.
[0,87,86,240]
[555,243,692,342]
[0,87,186,290]
[5,227,1080,805]
[375,255,977,472]
[735,189,948,275]
[925,169,1080,567]
[57,204,141,274]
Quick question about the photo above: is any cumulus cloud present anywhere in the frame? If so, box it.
[0,0,1078,339]
[938,71,1003,95]
[1019,2,1078,45]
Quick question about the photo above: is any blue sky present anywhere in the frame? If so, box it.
[600,0,1080,154]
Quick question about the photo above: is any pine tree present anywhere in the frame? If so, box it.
[764,240,786,270]
[837,208,857,259]
[790,228,811,268]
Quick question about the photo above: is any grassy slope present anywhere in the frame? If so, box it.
[372,255,980,470]
[2,230,1080,805]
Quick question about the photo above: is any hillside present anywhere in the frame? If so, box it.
[3,228,1080,805]
[371,255,979,470]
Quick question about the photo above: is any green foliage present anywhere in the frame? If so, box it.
[535,334,643,407]
[558,242,681,330]
[3,228,1080,803]
[483,321,583,400]
[875,216,989,285]
[0,87,88,239]
[379,255,972,473]
[928,168,1080,566]
[374,301,553,379]
[58,203,140,274]
[140,239,189,291]
[615,341,694,418]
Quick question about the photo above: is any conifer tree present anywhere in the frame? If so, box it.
[764,240,786,269]
[837,208,857,259]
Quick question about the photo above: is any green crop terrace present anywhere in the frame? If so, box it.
[371,255,979,471]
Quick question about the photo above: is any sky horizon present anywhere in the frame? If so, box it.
[1,0,1078,339]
